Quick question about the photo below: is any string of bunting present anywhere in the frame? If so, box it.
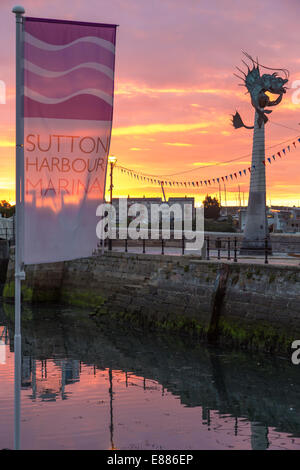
[116,137,300,188]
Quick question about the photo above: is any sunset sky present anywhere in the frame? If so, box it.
[1,0,300,206]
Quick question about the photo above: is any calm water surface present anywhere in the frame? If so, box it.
[0,302,300,450]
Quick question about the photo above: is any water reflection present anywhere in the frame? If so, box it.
[1,302,300,450]
[22,357,80,401]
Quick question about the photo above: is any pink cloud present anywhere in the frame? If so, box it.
[1,0,300,204]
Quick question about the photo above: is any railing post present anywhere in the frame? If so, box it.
[227,237,231,260]
[182,234,185,255]
[125,238,128,253]
[217,237,221,260]
[206,236,210,260]
[161,237,164,255]
[142,238,146,254]
[13,214,15,243]
[265,237,269,264]
[234,237,237,262]
[108,238,112,251]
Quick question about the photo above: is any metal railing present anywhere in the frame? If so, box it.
[98,234,275,264]
[0,227,14,241]
[206,236,271,264]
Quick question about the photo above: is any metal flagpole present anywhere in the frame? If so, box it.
[12,4,25,451]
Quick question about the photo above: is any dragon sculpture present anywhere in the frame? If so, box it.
[232,52,289,129]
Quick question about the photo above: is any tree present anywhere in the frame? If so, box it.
[203,195,220,220]
[0,200,15,218]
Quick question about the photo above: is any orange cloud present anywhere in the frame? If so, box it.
[163,142,194,147]
[112,121,218,136]
[0,140,14,147]
[114,82,238,97]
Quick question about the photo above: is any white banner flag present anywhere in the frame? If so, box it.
[23,17,117,264]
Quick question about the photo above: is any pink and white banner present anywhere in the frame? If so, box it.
[23,17,117,264]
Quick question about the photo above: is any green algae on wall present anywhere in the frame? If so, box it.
[3,280,61,303]
[60,289,106,309]
[2,281,14,299]
[2,301,33,321]
[93,306,209,338]
[217,317,296,353]
[2,252,300,355]
[3,281,33,303]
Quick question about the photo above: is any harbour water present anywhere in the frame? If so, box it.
[0,302,299,450]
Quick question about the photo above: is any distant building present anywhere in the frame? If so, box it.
[168,197,195,214]
[238,207,247,231]
[286,208,300,233]
[220,206,241,217]
[238,206,300,233]
[267,210,290,232]
[0,214,14,240]
[111,196,195,223]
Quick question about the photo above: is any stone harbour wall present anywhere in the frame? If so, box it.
[3,250,300,353]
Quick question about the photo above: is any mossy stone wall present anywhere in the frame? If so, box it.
[3,251,300,353]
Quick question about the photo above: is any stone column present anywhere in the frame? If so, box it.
[240,112,271,255]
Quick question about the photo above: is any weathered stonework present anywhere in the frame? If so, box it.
[3,251,300,353]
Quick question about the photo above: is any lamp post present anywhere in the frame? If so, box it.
[108,156,117,250]
[108,155,117,203]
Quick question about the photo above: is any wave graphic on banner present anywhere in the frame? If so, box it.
[24,31,115,53]
[24,28,115,121]
[24,86,114,105]
[24,60,114,79]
